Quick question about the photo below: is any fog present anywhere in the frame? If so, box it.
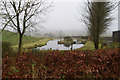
[2,0,119,37]
[42,1,118,37]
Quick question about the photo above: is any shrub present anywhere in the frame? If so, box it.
[64,36,72,41]
[2,49,120,78]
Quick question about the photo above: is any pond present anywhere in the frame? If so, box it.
[36,39,84,50]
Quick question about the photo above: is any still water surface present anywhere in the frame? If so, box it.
[36,39,84,50]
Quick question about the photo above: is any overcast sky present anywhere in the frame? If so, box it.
[2,0,119,36]
[42,0,119,36]
[44,2,84,31]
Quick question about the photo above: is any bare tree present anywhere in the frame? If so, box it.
[81,0,116,49]
[0,0,53,52]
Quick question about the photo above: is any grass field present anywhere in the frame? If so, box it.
[78,41,101,50]
[78,40,120,50]
[12,38,51,50]
[2,30,43,46]
[2,30,51,52]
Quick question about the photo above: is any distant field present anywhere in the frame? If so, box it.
[2,30,43,46]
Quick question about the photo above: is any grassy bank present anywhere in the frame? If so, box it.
[2,30,43,46]
[2,30,51,52]
[78,40,120,50]
[12,38,51,50]
[78,41,101,50]
[58,41,75,44]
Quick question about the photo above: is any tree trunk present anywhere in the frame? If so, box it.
[94,41,98,50]
[18,34,23,53]
[94,36,99,50]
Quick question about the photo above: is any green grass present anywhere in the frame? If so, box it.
[58,40,75,44]
[78,40,120,50]
[77,41,102,50]
[12,38,51,50]
[1,30,51,52]
[112,42,120,48]
[2,30,43,46]
[78,41,95,50]
[77,39,88,42]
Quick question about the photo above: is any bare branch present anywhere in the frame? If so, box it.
[3,1,17,28]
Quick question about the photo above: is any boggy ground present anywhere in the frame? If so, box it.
[2,48,120,79]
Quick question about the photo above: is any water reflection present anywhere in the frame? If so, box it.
[36,39,84,50]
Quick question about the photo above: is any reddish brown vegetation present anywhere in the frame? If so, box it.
[2,48,120,79]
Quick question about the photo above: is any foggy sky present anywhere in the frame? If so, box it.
[44,2,85,31]
[2,0,119,36]
[43,0,118,36]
